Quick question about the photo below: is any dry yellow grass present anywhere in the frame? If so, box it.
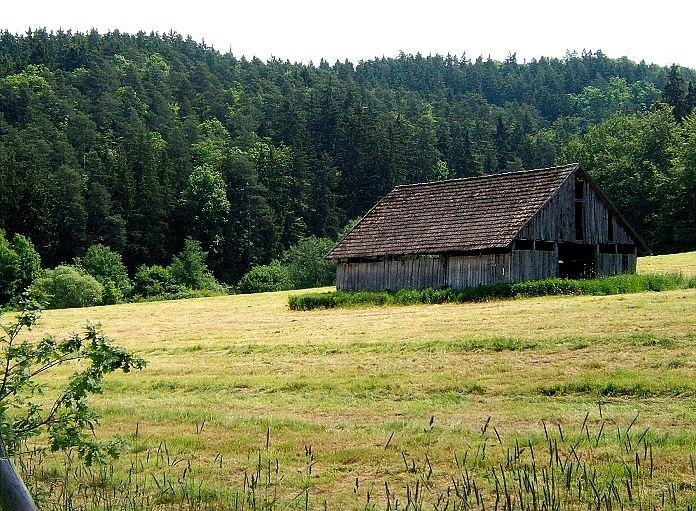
[19,252,696,507]
[638,250,696,276]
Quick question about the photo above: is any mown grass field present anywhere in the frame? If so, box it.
[638,250,696,277]
[22,252,696,509]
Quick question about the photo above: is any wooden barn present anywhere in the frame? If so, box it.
[326,164,649,291]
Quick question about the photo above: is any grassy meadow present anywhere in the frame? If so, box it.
[17,252,696,509]
[638,250,696,277]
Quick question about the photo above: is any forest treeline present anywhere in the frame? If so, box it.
[1,29,695,288]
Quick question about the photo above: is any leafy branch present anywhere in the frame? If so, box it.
[0,297,146,465]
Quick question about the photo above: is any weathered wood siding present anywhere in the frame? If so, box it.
[520,177,574,241]
[582,184,633,243]
[626,254,637,273]
[596,253,637,276]
[336,257,447,291]
[510,248,558,282]
[520,176,633,244]
[337,250,561,291]
[337,254,513,291]
[447,253,511,288]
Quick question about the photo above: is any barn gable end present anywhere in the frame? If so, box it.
[518,169,636,245]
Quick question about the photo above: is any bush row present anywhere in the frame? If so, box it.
[9,238,226,310]
[287,273,696,310]
[2,229,343,308]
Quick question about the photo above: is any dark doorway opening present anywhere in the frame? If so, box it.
[558,243,595,279]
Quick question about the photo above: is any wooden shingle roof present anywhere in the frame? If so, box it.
[327,164,580,260]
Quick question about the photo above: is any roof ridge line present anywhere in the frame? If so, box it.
[394,163,580,189]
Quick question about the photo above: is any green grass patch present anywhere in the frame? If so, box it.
[288,273,696,310]
[537,375,696,398]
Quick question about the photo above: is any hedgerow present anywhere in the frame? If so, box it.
[288,273,696,310]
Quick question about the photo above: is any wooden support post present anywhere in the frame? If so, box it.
[0,438,38,511]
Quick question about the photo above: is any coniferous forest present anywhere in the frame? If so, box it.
[1,29,695,291]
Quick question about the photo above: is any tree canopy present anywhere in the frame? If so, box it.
[0,30,695,286]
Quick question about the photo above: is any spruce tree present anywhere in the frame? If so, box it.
[663,64,687,120]
[685,82,696,116]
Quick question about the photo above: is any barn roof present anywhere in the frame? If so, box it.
[327,163,646,260]
[327,164,579,259]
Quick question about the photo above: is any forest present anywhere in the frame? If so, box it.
[0,29,695,291]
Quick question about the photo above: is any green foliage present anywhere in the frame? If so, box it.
[288,273,696,310]
[663,65,691,120]
[560,105,695,253]
[0,300,146,463]
[133,265,177,298]
[237,262,293,294]
[191,119,232,167]
[169,239,224,292]
[11,234,42,292]
[283,236,336,289]
[1,29,695,280]
[670,113,696,245]
[0,230,42,305]
[0,232,22,305]
[76,244,132,304]
[570,77,660,124]
[237,235,336,293]
[132,241,226,300]
[180,164,230,256]
[30,266,104,309]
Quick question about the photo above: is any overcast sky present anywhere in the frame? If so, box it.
[3,0,695,68]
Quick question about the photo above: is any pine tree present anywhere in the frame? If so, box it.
[663,64,687,120]
[494,117,509,171]
[685,82,696,116]
[449,126,479,177]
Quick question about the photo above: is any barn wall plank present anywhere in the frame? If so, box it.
[520,176,575,241]
[339,257,449,291]
[596,252,637,276]
[447,253,511,289]
[510,248,558,282]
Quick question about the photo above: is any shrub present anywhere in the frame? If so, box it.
[10,233,42,292]
[169,238,224,292]
[30,266,104,309]
[102,281,124,305]
[0,299,145,504]
[133,265,177,298]
[238,262,293,293]
[283,236,336,289]
[132,241,227,301]
[0,231,42,305]
[238,236,336,294]
[76,244,132,304]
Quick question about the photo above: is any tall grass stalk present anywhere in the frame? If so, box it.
[17,412,696,510]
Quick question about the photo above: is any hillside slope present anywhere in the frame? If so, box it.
[2,30,695,281]
[638,250,696,276]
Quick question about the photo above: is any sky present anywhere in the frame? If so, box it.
[2,0,696,68]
